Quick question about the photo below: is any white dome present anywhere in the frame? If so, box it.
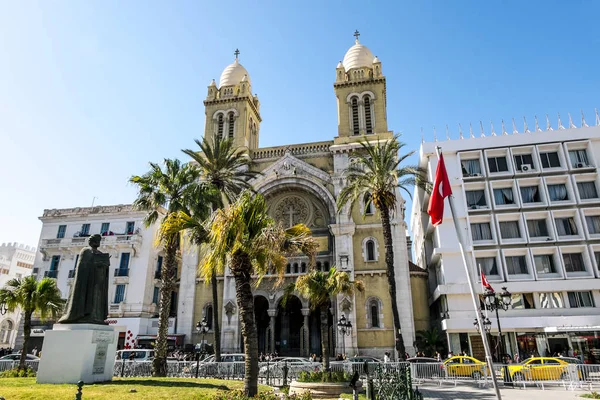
[342,40,375,72]
[219,59,251,87]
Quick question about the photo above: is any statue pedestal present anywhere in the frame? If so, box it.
[37,324,118,384]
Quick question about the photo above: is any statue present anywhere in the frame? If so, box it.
[58,234,110,325]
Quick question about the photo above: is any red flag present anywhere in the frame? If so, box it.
[427,154,452,226]
[481,271,494,292]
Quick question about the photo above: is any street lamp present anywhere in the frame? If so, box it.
[337,314,352,358]
[195,317,209,378]
[473,313,492,334]
[483,286,513,383]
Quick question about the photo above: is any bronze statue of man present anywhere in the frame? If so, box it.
[58,234,110,325]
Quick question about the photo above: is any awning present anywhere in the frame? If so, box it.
[545,326,600,333]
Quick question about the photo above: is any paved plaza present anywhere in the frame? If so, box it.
[417,385,592,399]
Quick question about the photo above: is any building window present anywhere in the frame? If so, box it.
[364,95,373,134]
[547,184,569,201]
[301,262,307,273]
[534,255,556,275]
[563,253,585,273]
[217,114,224,139]
[101,223,110,235]
[471,223,492,241]
[511,293,535,309]
[293,263,299,274]
[119,253,131,271]
[586,216,600,234]
[539,292,564,309]
[114,284,125,303]
[50,255,61,271]
[323,261,330,272]
[155,256,163,279]
[351,96,359,135]
[461,159,481,176]
[476,257,498,276]
[0,320,14,344]
[205,304,213,330]
[364,193,374,215]
[227,112,235,139]
[57,225,66,239]
[370,300,380,328]
[466,190,486,208]
[555,217,578,236]
[81,223,90,236]
[514,154,534,171]
[126,221,135,235]
[568,292,595,308]
[540,152,561,168]
[366,240,376,261]
[286,263,291,274]
[569,149,590,167]
[595,252,600,269]
[499,221,521,239]
[527,219,549,237]
[520,186,541,203]
[152,287,159,305]
[493,188,514,205]
[577,182,599,199]
[505,256,528,275]
[487,156,508,173]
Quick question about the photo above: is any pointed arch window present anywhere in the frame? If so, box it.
[370,300,380,328]
[351,96,360,136]
[217,114,224,139]
[364,95,373,134]
[366,240,376,261]
[228,112,235,139]
[301,262,306,273]
[204,304,213,330]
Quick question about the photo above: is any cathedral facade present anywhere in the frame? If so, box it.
[178,35,423,359]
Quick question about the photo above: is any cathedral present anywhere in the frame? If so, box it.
[178,33,429,359]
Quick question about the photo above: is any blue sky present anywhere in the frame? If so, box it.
[1,1,598,247]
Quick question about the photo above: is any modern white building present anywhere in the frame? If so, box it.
[0,242,36,350]
[411,113,600,362]
[33,205,185,351]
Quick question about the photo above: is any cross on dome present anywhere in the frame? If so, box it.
[353,30,360,42]
[234,49,240,60]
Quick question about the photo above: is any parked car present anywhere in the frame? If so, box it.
[347,356,382,363]
[442,356,486,379]
[407,357,441,379]
[115,349,155,361]
[198,353,245,376]
[259,357,315,376]
[560,357,588,380]
[0,354,40,361]
[503,357,579,381]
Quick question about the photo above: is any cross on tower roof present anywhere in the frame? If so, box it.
[353,30,360,42]
[234,49,240,59]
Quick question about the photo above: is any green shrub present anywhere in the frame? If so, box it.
[212,390,312,400]
[297,370,351,383]
[582,393,600,399]
[0,367,37,378]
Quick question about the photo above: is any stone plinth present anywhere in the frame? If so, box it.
[289,380,363,398]
[37,324,118,384]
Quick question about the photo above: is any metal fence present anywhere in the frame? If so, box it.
[0,360,40,373]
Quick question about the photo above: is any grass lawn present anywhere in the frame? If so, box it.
[0,377,272,400]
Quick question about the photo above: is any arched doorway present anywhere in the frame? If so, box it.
[276,296,303,356]
[254,296,270,354]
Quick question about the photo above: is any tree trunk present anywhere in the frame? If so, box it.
[152,233,178,377]
[232,252,258,397]
[211,274,221,362]
[319,304,331,372]
[19,310,32,370]
[379,206,406,359]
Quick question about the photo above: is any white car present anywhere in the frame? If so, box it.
[0,354,40,361]
[115,349,155,361]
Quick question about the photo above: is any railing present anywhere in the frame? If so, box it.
[114,268,130,277]
[40,234,141,249]
[252,142,332,160]
[0,360,39,372]
[44,270,58,278]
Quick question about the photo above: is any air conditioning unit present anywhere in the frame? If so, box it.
[575,162,587,168]
[520,164,532,172]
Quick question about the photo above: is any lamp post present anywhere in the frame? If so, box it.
[337,314,352,358]
[483,286,513,383]
[473,312,492,335]
[195,317,209,378]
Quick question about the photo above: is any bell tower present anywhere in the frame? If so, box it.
[334,31,388,143]
[204,49,261,151]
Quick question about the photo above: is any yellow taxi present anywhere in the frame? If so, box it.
[443,356,486,379]
[503,357,578,381]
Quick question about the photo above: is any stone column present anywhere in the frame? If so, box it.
[301,308,311,357]
[268,309,277,354]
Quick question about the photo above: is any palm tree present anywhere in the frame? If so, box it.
[201,191,316,397]
[337,136,426,360]
[182,134,258,362]
[415,327,445,357]
[287,267,364,372]
[129,158,201,377]
[0,276,63,370]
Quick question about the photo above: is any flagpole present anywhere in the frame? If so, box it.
[434,146,502,399]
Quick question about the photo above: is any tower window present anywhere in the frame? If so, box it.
[205,304,213,330]
[364,193,374,215]
[364,96,373,135]
[370,300,380,328]
[366,240,376,261]
[217,114,224,139]
[351,97,359,135]
[228,112,235,139]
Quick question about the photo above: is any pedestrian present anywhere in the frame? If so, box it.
[383,352,390,363]
[31,346,38,357]
[435,352,441,362]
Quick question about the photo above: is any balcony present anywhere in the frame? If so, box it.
[114,268,129,277]
[40,234,143,258]
[44,270,58,279]
[68,269,75,279]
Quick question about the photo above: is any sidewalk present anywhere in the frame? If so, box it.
[417,385,590,399]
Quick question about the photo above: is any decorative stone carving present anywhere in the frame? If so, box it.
[224,301,236,325]
[340,297,353,313]
[273,196,310,228]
